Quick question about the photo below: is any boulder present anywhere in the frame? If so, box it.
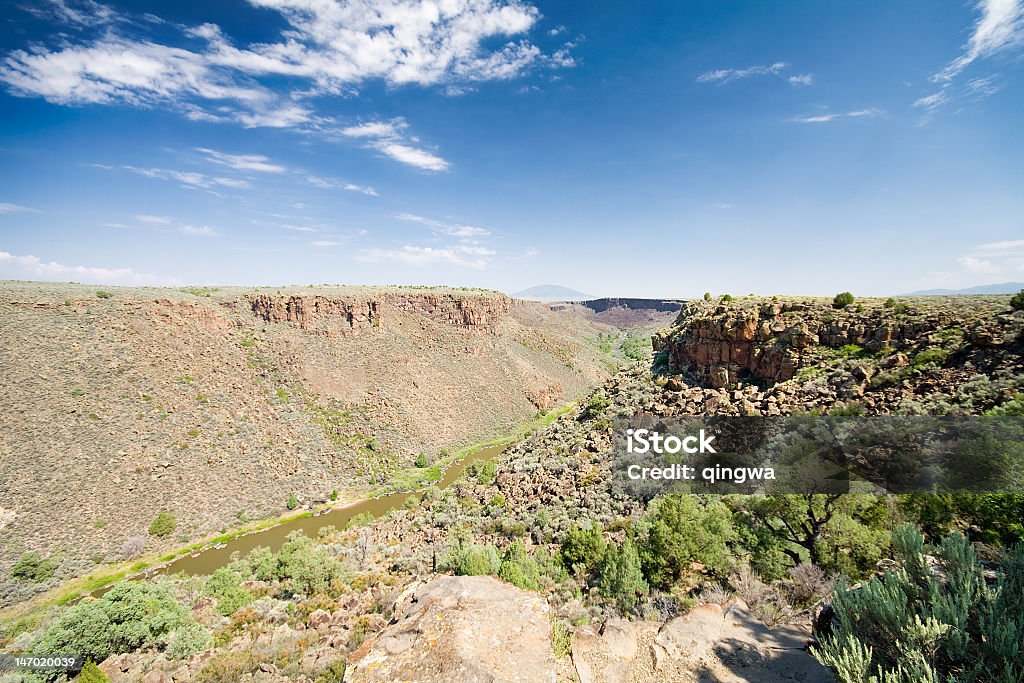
[571,600,834,683]
[344,575,556,682]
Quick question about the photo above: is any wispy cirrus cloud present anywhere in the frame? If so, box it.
[339,119,449,172]
[697,62,813,86]
[357,244,494,269]
[120,165,250,190]
[135,214,171,224]
[305,175,378,196]
[0,202,40,214]
[0,250,167,285]
[790,108,884,124]
[196,148,285,173]
[394,212,489,237]
[917,0,1023,114]
[178,225,218,236]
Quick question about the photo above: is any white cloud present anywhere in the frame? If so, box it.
[790,108,884,123]
[914,88,951,113]
[103,222,132,229]
[339,119,449,171]
[178,225,218,236]
[122,165,248,190]
[196,147,286,173]
[376,143,449,172]
[135,214,171,224]
[947,239,1024,280]
[933,0,1024,83]
[697,62,812,86]
[971,239,1024,252]
[394,212,489,236]
[311,240,343,247]
[305,175,378,196]
[917,1,1023,115]
[0,202,40,214]
[28,0,115,27]
[357,244,491,269]
[958,255,997,273]
[0,0,565,133]
[282,224,317,232]
[0,250,165,285]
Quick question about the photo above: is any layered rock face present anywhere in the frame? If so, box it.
[249,292,513,336]
[249,295,380,335]
[344,575,556,683]
[655,297,1016,388]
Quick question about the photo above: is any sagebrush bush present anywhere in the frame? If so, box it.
[1010,290,1024,311]
[814,524,1024,682]
[122,535,146,560]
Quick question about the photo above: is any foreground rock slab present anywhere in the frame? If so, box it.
[344,575,556,683]
[572,600,834,683]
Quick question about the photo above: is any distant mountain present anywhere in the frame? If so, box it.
[904,282,1024,296]
[513,284,594,301]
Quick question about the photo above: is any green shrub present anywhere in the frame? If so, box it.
[275,531,347,595]
[35,580,192,662]
[884,298,896,308]
[286,493,300,510]
[598,538,648,611]
[814,525,1024,683]
[440,537,500,577]
[584,391,610,418]
[148,512,177,537]
[1011,290,1024,311]
[77,661,110,683]
[912,347,949,368]
[244,546,276,581]
[10,551,58,582]
[636,495,736,589]
[558,524,606,578]
[497,541,541,590]
[346,512,375,529]
[466,459,497,484]
[204,567,252,615]
[721,294,734,302]
[832,292,854,309]
[414,452,429,468]
[165,620,212,658]
[551,618,572,659]
[95,290,112,299]
[703,292,712,301]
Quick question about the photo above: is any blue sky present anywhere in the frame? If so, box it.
[0,0,1022,297]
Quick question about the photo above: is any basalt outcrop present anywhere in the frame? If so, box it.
[344,575,556,683]
[249,292,513,336]
[655,296,1019,389]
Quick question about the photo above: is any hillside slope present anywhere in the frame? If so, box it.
[0,282,613,589]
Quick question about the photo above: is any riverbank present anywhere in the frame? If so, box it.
[0,402,577,633]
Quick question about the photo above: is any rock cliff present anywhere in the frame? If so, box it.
[655,296,1021,391]
[249,292,513,335]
